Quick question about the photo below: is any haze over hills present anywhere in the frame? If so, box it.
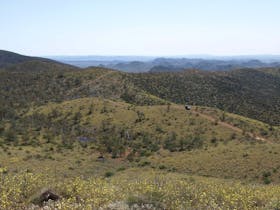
[5,50,280,72]
[49,55,280,72]
[1,50,280,209]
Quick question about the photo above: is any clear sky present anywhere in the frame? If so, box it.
[0,0,279,56]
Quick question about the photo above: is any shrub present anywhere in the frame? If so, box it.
[104,171,114,177]
[4,129,17,142]
[159,165,167,170]
[262,171,272,184]
[117,167,126,172]
[138,161,151,167]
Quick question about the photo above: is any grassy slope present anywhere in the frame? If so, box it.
[128,68,280,126]
[0,98,279,209]
[0,67,165,121]
[1,97,279,184]
[0,97,242,176]
[1,63,280,208]
[1,168,280,209]
[2,66,280,126]
[0,145,131,178]
[27,97,241,143]
[149,142,280,183]
[195,106,280,142]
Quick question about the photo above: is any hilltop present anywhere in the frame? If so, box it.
[0,50,41,68]
[0,50,76,71]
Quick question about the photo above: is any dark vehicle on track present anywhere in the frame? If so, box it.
[185,103,191,110]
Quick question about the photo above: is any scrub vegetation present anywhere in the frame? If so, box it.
[0,51,280,209]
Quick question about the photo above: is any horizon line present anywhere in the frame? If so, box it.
[2,49,280,58]
[44,54,280,58]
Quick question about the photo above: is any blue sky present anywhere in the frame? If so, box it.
[0,0,279,56]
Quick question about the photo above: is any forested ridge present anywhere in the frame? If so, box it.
[129,68,280,125]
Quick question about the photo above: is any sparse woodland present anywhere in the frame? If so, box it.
[0,55,280,209]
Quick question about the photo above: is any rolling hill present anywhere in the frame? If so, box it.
[1,51,280,209]
[1,96,280,209]
[128,68,280,126]
[104,58,280,72]
[1,55,279,126]
[2,96,279,174]
[53,55,280,72]
[0,50,74,70]
[0,50,41,68]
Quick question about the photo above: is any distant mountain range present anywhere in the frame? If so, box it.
[48,55,280,72]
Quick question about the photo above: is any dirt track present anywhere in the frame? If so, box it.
[191,110,271,144]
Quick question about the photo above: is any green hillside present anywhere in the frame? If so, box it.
[128,68,280,126]
[0,67,166,124]
[1,65,280,126]
[1,54,280,209]
[0,50,41,68]
[0,50,72,69]
[1,97,279,180]
[1,97,280,208]
[1,98,244,159]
